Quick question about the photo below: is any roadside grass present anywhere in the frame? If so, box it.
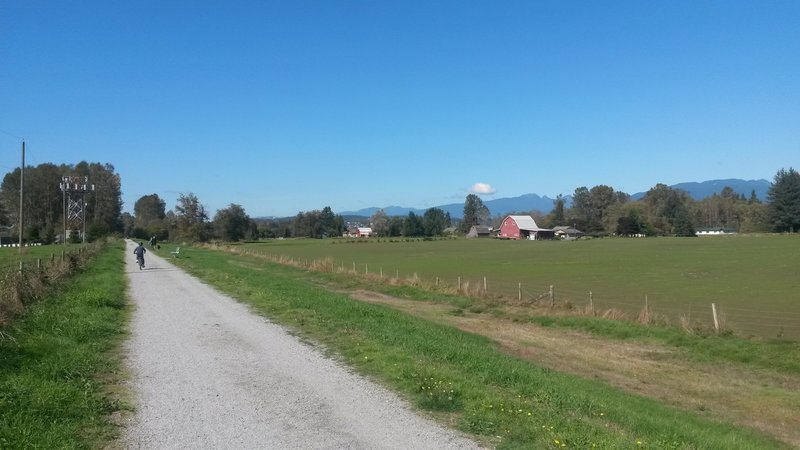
[173,246,786,449]
[235,235,800,339]
[0,240,129,449]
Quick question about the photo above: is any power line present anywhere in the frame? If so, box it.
[0,128,24,140]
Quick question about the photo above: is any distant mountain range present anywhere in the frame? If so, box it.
[630,179,770,201]
[340,178,771,220]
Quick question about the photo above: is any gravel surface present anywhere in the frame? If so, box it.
[122,241,482,449]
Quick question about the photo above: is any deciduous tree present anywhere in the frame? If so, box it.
[643,184,695,236]
[213,203,251,241]
[174,192,210,242]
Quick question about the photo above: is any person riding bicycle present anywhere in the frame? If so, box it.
[134,242,147,268]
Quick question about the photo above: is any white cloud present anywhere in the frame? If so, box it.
[469,182,497,195]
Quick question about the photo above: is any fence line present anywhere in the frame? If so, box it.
[223,247,799,339]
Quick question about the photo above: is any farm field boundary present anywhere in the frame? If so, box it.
[231,235,800,339]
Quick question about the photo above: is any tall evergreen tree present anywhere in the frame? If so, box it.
[422,207,448,236]
[767,167,800,232]
[403,211,424,237]
[461,194,489,232]
[549,194,566,227]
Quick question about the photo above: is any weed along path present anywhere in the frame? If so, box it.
[121,240,482,449]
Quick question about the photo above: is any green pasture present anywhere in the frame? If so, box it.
[239,235,800,338]
[0,244,82,268]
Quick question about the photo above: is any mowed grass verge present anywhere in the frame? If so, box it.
[0,240,129,448]
[173,246,786,449]
[236,235,800,339]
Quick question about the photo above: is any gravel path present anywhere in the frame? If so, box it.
[121,241,482,449]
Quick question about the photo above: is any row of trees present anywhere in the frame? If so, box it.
[126,193,257,243]
[2,164,798,244]
[511,168,799,236]
[0,162,122,243]
[367,208,452,237]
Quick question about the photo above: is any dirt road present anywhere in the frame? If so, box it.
[121,241,481,449]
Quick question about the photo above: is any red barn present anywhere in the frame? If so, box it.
[498,215,554,240]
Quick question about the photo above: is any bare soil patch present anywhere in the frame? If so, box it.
[349,289,800,447]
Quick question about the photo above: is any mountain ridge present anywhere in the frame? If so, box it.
[339,178,771,219]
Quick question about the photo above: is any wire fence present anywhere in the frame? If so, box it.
[222,245,800,340]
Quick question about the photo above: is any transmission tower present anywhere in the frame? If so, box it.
[60,176,95,243]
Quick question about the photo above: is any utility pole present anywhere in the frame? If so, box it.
[18,140,24,253]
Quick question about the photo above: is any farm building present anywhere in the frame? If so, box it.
[466,226,492,238]
[498,215,554,240]
[347,226,373,238]
[552,226,584,239]
[696,227,736,236]
[355,227,373,237]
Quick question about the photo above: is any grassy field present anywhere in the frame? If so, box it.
[234,234,800,339]
[170,245,791,449]
[0,243,84,268]
[0,240,129,448]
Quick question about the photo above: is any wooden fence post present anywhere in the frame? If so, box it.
[483,276,487,292]
[458,276,461,291]
[549,285,554,307]
[589,291,594,315]
[712,303,719,333]
[518,283,522,301]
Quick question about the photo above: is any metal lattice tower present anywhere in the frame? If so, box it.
[60,176,95,243]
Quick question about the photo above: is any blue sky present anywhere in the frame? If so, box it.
[1,1,798,218]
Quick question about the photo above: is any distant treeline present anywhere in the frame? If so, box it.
[1,165,798,244]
